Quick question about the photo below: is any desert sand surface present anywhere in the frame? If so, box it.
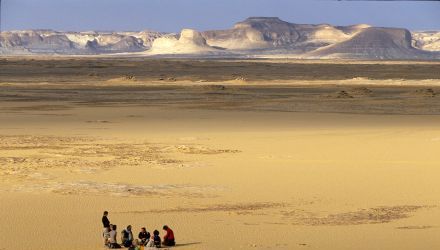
[1,58,440,250]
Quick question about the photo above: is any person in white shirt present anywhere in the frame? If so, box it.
[108,224,121,248]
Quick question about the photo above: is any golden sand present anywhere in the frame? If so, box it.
[1,104,440,249]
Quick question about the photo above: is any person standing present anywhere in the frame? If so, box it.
[102,211,111,245]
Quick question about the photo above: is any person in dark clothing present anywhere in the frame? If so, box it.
[121,225,134,247]
[162,225,175,247]
[138,227,151,245]
[153,230,161,248]
[102,211,110,228]
[102,211,111,245]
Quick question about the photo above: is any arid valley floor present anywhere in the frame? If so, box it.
[1,58,440,250]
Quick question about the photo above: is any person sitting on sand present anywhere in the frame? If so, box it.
[162,225,175,247]
[145,235,155,248]
[102,211,111,245]
[121,225,134,247]
[145,230,161,248]
[108,224,121,249]
[128,239,141,250]
[139,227,151,245]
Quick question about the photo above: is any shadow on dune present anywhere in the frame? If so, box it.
[173,242,202,247]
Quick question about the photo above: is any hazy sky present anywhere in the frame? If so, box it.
[1,0,439,32]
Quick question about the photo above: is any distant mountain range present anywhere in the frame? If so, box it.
[1,17,439,60]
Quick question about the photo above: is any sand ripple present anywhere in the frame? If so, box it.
[0,135,239,196]
[119,203,432,226]
[9,181,219,198]
[0,135,239,177]
[120,202,286,214]
[284,205,430,226]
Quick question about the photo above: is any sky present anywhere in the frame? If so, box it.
[1,0,439,32]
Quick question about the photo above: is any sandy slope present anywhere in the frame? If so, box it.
[1,104,440,250]
[1,58,440,250]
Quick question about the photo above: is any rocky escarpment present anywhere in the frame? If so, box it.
[0,30,164,54]
[412,31,440,52]
[307,27,438,59]
[201,17,364,53]
[0,17,439,59]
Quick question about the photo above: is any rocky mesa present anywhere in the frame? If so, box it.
[0,17,439,60]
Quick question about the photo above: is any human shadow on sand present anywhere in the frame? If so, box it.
[173,242,202,248]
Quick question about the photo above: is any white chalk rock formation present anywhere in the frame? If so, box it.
[149,29,220,54]
[412,31,440,51]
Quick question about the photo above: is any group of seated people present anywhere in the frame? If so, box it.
[102,211,175,249]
